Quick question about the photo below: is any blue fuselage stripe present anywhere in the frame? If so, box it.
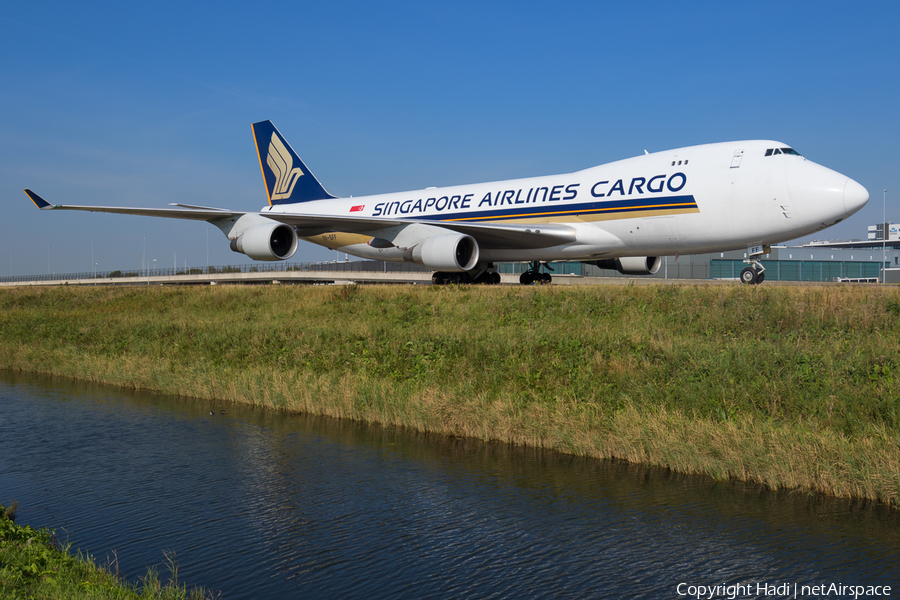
[410,194,698,223]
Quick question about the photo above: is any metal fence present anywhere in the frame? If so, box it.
[583,261,712,280]
[1,257,887,285]
[710,259,884,282]
[495,261,710,279]
[0,259,728,285]
[0,260,431,284]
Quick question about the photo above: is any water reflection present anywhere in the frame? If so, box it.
[1,370,897,599]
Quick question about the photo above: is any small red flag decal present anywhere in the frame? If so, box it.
[350,205,365,212]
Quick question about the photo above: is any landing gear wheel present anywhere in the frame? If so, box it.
[756,271,765,283]
[433,270,499,285]
[432,272,453,285]
[740,267,758,285]
[519,261,553,285]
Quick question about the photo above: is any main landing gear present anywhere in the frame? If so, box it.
[519,261,553,285]
[430,261,556,286]
[431,265,501,285]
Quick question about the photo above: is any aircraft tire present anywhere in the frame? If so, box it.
[490,272,501,285]
[520,272,534,285]
[432,272,452,285]
[740,267,758,285]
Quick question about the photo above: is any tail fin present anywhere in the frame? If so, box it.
[251,120,336,205]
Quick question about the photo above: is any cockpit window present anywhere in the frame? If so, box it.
[765,147,802,157]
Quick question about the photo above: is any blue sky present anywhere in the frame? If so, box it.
[2,1,898,276]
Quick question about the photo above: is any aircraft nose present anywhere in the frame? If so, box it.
[843,178,869,216]
[786,161,868,224]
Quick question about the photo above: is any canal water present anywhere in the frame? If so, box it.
[1,371,897,599]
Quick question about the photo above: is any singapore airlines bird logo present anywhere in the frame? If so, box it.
[267,133,304,200]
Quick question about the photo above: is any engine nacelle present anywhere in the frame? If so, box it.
[229,221,298,261]
[592,256,662,275]
[411,233,479,272]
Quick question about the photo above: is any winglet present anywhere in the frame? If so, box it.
[24,189,54,209]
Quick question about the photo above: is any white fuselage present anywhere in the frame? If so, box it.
[261,140,868,264]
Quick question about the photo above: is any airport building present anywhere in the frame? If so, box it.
[499,222,900,283]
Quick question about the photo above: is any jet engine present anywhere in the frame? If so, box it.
[229,221,298,261]
[411,233,479,271]
[592,256,662,275]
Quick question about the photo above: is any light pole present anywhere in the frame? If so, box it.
[92,240,95,278]
[48,245,51,275]
[143,234,147,276]
[206,228,209,273]
[883,189,888,283]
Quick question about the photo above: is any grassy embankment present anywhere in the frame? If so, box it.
[1,284,899,506]
[0,502,211,599]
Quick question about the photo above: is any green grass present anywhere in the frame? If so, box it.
[0,503,212,599]
[1,283,899,505]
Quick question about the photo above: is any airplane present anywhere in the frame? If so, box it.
[25,120,869,285]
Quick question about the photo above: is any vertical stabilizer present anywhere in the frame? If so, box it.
[251,120,336,205]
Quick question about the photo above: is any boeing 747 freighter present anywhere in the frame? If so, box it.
[25,120,868,285]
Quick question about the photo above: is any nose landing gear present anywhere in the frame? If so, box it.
[740,245,769,285]
[739,262,766,285]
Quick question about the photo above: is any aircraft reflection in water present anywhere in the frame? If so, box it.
[25,122,867,285]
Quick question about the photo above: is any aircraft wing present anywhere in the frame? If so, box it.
[24,190,245,221]
[26,189,577,250]
[265,212,578,249]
